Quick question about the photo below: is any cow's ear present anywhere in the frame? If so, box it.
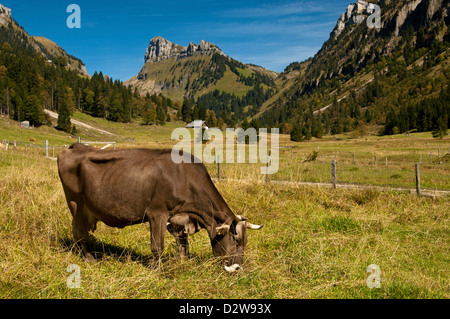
[216,224,230,236]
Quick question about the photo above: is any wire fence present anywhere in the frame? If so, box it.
[2,139,450,194]
[0,139,116,159]
[205,146,450,194]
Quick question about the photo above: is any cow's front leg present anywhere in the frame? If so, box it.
[149,215,168,269]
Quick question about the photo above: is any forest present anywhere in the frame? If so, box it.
[256,22,450,142]
[0,22,176,133]
[1,15,449,140]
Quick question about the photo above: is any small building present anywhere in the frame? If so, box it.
[185,120,208,130]
[21,121,30,129]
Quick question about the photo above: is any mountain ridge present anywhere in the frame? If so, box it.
[256,0,449,139]
[125,36,278,123]
[0,3,89,77]
[144,36,226,64]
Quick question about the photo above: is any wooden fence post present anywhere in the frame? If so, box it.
[331,160,337,189]
[353,153,355,164]
[415,164,421,197]
[266,152,271,183]
[217,155,221,181]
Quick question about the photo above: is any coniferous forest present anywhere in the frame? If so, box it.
[0,22,175,133]
[1,1,449,140]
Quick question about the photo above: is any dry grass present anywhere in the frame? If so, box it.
[0,151,448,299]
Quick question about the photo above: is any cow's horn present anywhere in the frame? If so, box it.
[224,264,241,273]
[236,215,248,222]
[245,222,264,230]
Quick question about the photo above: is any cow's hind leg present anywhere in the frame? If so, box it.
[69,201,95,262]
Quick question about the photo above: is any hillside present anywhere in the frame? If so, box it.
[32,36,89,77]
[257,0,450,139]
[125,36,278,124]
[0,3,177,132]
[0,4,88,77]
[2,1,449,137]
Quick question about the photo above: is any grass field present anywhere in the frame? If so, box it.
[0,115,449,299]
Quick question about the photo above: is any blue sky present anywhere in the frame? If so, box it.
[1,0,351,81]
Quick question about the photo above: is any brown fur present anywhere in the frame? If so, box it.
[57,143,261,269]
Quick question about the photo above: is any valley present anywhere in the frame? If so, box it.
[0,0,449,300]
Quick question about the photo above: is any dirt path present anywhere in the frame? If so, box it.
[313,96,347,115]
[44,109,116,136]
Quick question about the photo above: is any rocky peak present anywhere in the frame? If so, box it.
[0,3,11,26]
[144,36,226,64]
[332,0,376,39]
[332,0,446,39]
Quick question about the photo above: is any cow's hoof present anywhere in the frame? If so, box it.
[84,252,96,262]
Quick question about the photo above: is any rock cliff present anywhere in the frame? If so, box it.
[332,0,446,39]
[144,36,226,64]
[0,3,11,26]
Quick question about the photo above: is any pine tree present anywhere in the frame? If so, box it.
[181,98,192,123]
[23,94,44,127]
[241,118,250,130]
[156,103,166,126]
[57,91,72,132]
[290,123,304,142]
[432,116,448,139]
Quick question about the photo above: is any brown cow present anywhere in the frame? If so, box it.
[57,143,263,272]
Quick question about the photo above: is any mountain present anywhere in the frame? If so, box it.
[0,4,89,77]
[125,36,278,123]
[144,36,227,64]
[0,3,141,129]
[32,36,89,77]
[257,0,450,138]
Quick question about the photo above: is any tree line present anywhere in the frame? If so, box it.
[0,31,177,133]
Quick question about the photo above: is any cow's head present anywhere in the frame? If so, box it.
[168,213,263,273]
[212,215,263,273]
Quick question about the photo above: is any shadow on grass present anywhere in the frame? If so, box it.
[59,235,153,267]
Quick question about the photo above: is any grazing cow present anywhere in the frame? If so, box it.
[57,143,263,272]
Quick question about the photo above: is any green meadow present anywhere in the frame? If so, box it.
[0,115,448,298]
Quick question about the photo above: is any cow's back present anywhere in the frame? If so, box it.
[57,144,219,228]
